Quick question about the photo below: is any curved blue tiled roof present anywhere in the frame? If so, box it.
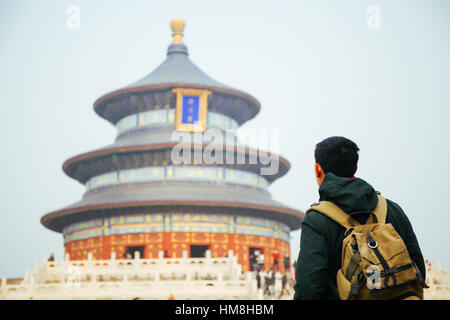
[127,44,234,90]
[94,40,260,125]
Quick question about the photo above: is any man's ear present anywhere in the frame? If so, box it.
[315,163,325,186]
[315,163,323,178]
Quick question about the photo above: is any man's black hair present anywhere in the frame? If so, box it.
[314,136,360,177]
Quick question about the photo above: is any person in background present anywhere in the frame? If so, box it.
[283,256,290,273]
[278,272,289,299]
[264,268,272,296]
[292,259,297,282]
[256,270,261,290]
[272,250,279,271]
[270,267,276,295]
[48,253,55,262]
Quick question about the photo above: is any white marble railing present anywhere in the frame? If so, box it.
[424,260,450,300]
[424,284,450,300]
[1,278,256,300]
[0,250,258,300]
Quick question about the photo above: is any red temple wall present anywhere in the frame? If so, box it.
[64,232,290,272]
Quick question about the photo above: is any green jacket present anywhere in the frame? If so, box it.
[294,173,426,300]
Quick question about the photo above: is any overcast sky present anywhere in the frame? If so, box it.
[1,0,449,278]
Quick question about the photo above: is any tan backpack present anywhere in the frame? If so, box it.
[306,193,428,300]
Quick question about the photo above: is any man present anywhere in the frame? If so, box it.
[283,256,290,273]
[278,272,289,299]
[256,270,262,290]
[264,268,272,296]
[294,136,426,300]
[270,267,276,295]
[272,250,279,271]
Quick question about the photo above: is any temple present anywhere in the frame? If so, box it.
[40,18,304,272]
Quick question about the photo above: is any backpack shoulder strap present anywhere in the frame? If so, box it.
[306,201,358,229]
[306,193,388,228]
[373,194,388,224]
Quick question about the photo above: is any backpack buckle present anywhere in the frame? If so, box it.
[368,240,378,249]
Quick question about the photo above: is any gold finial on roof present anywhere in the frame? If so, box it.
[170,18,185,44]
